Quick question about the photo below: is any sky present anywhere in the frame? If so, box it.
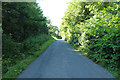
[36,0,71,28]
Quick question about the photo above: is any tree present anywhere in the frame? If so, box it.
[60,1,120,78]
[2,2,48,42]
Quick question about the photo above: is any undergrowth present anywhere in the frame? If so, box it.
[2,34,55,78]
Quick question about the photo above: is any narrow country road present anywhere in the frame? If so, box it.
[17,40,114,78]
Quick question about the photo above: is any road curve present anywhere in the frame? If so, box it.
[17,40,114,78]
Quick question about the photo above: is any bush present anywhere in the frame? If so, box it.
[23,34,52,53]
[2,34,52,74]
[77,3,120,77]
[60,2,120,78]
[2,34,24,73]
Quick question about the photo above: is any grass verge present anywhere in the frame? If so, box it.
[2,38,55,78]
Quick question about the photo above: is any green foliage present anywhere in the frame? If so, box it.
[47,19,61,39]
[48,25,59,37]
[60,1,120,78]
[2,2,55,77]
[3,38,55,78]
[23,34,52,52]
[2,34,52,75]
[2,2,48,42]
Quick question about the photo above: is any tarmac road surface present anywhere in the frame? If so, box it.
[17,40,114,78]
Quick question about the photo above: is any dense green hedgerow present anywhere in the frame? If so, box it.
[2,38,55,78]
[60,2,120,78]
[2,34,52,75]
[2,2,53,75]
[2,2,58,78]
